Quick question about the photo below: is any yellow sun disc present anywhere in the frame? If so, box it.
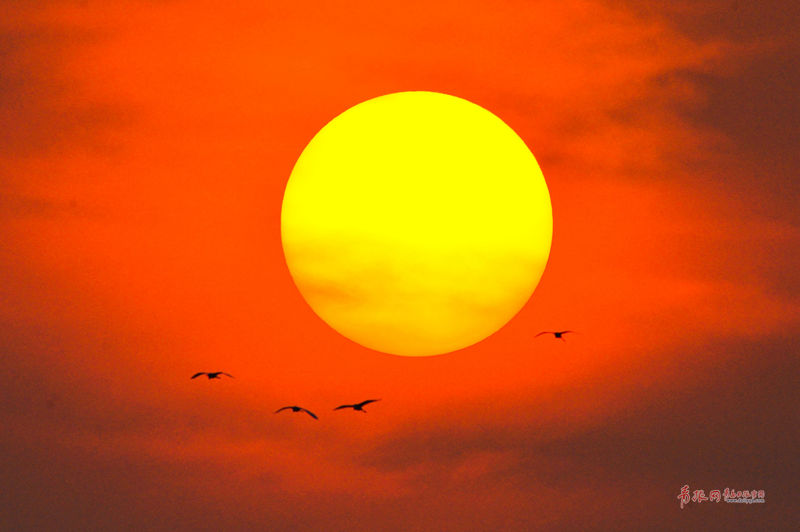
[281,91,552,356]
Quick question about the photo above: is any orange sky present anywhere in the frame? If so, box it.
[2,1,798,530]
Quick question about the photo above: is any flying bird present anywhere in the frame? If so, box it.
[191,372,234,379]
[275,406,318,419]
[334,399,381,412]
[535,330,575,341]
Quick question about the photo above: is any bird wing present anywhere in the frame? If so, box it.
[221,372,234,378]
[560,330,575,335]
[535,332,553,337]
[191,372,206,379]
[356,399,381,408]
[334,404,352,410]
[275,407,292,413]
[301,408,318,419]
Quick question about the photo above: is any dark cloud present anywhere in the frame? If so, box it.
[619,0,800,223]
[661,49,800,223]
[689,50,799,159]
[0,193,99,219]
[626,0,800,42]
[0,25,128,160]
[358,334,798,529]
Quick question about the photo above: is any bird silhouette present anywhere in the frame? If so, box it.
[535,330,574,341]
[334,399,380,412]
[191,372,234,379]
[275,406,318,419]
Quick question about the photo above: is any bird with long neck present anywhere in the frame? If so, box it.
[334,399,381,413]
[275,406,318,419]
[535,331,574,341]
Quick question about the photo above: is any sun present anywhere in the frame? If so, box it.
[281,91,552,356]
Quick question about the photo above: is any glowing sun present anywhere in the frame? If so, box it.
[281,91,552,356]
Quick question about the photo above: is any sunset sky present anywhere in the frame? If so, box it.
[2,1,798,530]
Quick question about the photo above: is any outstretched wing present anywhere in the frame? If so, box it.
[221,372,234,378]
[191,372,206,379]
[334,404,352,410]
[356,399,381,408]
[275,406,292,414]
[535,332,553,338]
[301,408,318,419]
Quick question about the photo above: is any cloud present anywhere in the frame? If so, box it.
[355,333,798,529]
[0,23,127,159]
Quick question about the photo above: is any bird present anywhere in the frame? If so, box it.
[191,372,234,379]
[334,399,381,412]
[535,330,575,341]
[274,406,318,419]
